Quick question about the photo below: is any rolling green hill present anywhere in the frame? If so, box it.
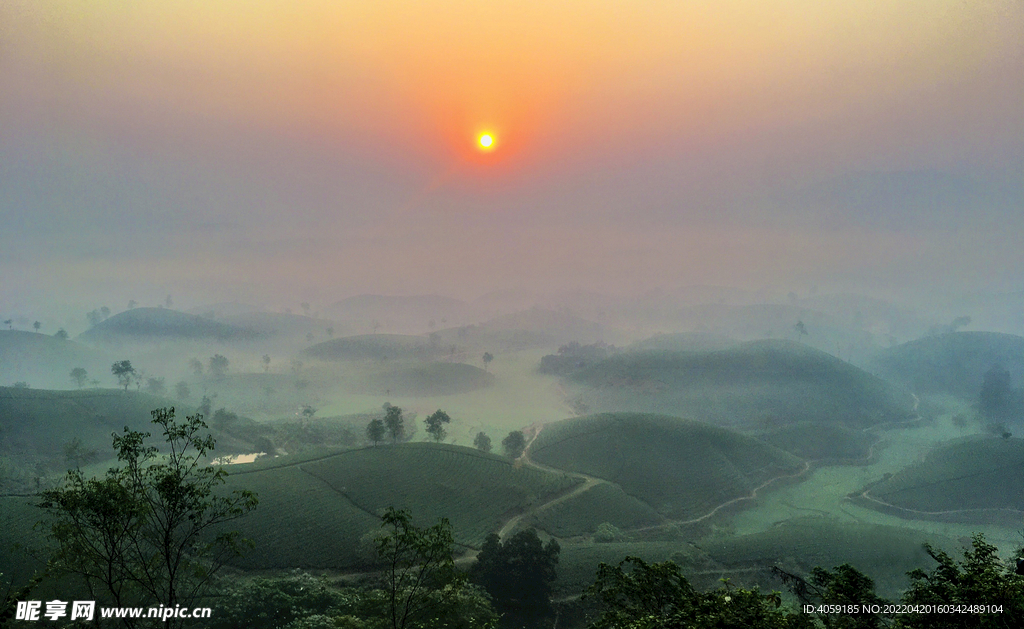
[529,413,803,521]
[0,386,170,458]
[0,330,111,389]
[871,331,1024,399]
[222,443,580,569]
[566,340,915,429]
[78,307,257,343]
[854,436,1024,524]
[303,334,447,361]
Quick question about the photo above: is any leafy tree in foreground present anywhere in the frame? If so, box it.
[385,405,405,444]
[38,407,258,629]
[70,367,88,388]
[373,507,467,629]
[474,431,492,453]
[471,530,559,628]
[501,430,526,459]
[588,557,810,629]
[774,563,887,629]
[367,418,386,446]
[425,409,452,442]
[111,359,136,391]
[895,534,1024,628]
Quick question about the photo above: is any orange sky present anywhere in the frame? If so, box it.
[1,0,1022,304]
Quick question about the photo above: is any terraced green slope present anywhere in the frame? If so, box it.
[223,443,580,569]
[0,387,171,457]
[857,436,1024,523]
[567,340,914,429]
[529,413,803,520]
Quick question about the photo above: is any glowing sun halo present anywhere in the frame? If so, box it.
[477,132,495,151]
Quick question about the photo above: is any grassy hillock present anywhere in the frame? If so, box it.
[755,423,877,462]
[222,443,580,569]
[529,413,803,521]
[303,334,447,361]
[78,307,257,343]
[856,436,1024,524]
[0,387,170,458]
[0,330,111,389]
[567,340,915,429]
[871,331,1024,399]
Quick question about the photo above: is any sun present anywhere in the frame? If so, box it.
[477,132,496,151]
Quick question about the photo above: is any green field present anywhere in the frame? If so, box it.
[858,436,1024,521]
[566,340,915,430]
[0,330,112,390]
[222,442,580,569]
[529,413,803,520]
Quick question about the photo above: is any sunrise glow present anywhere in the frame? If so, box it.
[477,133,495,151]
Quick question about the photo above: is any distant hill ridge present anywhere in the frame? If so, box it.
[78,307,257,342]
[871,331,1024,399]
[566,339,915,429]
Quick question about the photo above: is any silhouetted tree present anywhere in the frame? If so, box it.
[979,364,1017,423]
[100,306,110,320]
[188,357,204,376]
[384,406,405,443]
[367,418,386,446]
[39,408,258,627]
[261,354,271,373]
[111,360,136,391]
[145,377,166,396]
[175,381,190,399]
[502,430,526,459]
[70,367,88,389]
[471,530,559,627]
[424,410,451,442]
[32,321,41,332]
[473,432,492,453]
[3,319,11,329]
[54,328,69,340]
[209,354,229,379]
[482,352,494,371]
[794,320,808,336]
[128,299,137,309]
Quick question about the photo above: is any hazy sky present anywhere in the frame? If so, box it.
[2,0,1022,309]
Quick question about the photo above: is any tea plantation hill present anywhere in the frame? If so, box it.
[218,442,580,570]
[77,307,257,343]
[527,413,804,526]
[870,331,1024,399]
[0,386,170,458]
[0,329,111,389]
[852,435,1024,526]
[303,334,448,361]
[563,339,915,431]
